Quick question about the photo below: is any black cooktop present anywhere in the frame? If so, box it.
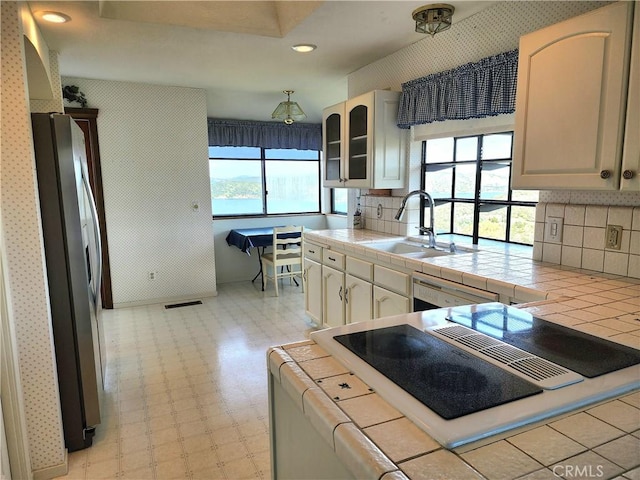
[334,324,542,420]
[447,307,640,378]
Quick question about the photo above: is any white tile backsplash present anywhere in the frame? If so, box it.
[608,207,633,230]
[561,246,582,268]
[581,248,605,272]
[583,227,605,250]
[562,225,583,248]
[603,251,630,276]
[630,232,640,255]
[632,207,640,230]
[542,243,562,264]
[546,204,565,218]
[362,199,639,279]
[628,255,640,278]
[564,205,586,226]
[536,203,639,279]
[585,205,608,227]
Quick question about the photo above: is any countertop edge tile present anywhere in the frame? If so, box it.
[279,362,318,412]
[302,386,352,451]
[267,347,292,381]
[334,422,398,480]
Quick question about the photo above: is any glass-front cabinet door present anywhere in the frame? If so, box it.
[322,103,344,187]
[322,90,404,189]
[347,104,369,183]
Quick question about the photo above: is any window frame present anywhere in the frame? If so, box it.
[330,189,348,215]
[420,131,537,245]
[209,146,322,218]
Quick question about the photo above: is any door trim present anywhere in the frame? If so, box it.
[65,108,113,309]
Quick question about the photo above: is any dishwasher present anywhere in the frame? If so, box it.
[413,272,499,311]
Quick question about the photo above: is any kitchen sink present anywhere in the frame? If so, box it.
[364,238,471,258]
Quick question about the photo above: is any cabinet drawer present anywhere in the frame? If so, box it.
[374,265,410,296]
[323,250,345,270]
[304,243,323,262]
[346,257,373,282]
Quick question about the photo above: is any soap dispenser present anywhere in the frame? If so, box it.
[353,199,364,229]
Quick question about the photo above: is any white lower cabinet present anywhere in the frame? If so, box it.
[373,285,411,318]
[304,241,411,327]
[303,258,322,325]
[322,265,345,328]
[345,274,373,324]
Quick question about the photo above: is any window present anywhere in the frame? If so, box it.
[209,146,321,217]
[422,132,538,245]
[331,189,348,214]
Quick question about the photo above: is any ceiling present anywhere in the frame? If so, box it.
[27,1,495,123]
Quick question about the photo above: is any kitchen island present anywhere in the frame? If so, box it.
[268,229,640,479]
[268,320,639,480]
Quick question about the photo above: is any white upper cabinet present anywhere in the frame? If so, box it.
[322,90,405,189]
[513,2,635,190]
[322,102,344,187]
[621,5,640,191]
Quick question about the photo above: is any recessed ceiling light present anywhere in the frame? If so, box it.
[40,11,71,23]
[291,44,317,53]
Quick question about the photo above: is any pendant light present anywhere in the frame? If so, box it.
[271,90,306,125]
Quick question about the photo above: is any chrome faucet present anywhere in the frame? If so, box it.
[394,190,437,248]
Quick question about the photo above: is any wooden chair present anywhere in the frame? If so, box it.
[261,226,304,296]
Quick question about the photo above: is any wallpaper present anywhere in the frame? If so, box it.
[61,77,217,307]
[348,1,610,97]
[1,1,66,472]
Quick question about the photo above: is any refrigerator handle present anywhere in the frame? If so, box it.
[81,165,102,311]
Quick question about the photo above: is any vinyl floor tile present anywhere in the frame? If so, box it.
[55,281,313,480]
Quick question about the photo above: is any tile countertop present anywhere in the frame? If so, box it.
[271,229,640,479]
[304,229,640,350]
[268,341,640,480]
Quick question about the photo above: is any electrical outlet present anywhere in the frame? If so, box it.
[605,225,623,250]
[544,216,564,243]
[148,271,158,281]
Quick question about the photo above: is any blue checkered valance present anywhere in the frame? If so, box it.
[397,49,519,129]
[208,118,322,150]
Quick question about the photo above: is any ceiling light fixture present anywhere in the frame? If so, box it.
[40,11,72,23]
[412,4,454,36]
[271,90,306,125]
[291,44,317,53]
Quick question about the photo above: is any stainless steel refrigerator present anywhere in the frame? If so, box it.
[31,113,104,451]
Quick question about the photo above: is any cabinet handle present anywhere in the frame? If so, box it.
[600,170,611,179]
[328,256,336,262]
[303,270,307,282]
[338,286,343,301]
[345,288,349,304]
[622,170,635,179]
[308,249,315,254]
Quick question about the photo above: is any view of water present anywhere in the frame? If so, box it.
[212,198,320,216]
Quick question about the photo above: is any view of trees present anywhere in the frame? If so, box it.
[425,133,538,245]
[211,176,261,199]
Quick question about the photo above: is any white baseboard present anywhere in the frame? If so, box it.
[32,449,67,480]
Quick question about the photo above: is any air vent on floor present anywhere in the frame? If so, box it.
[164,300,203,309]
[429,324,583,389]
